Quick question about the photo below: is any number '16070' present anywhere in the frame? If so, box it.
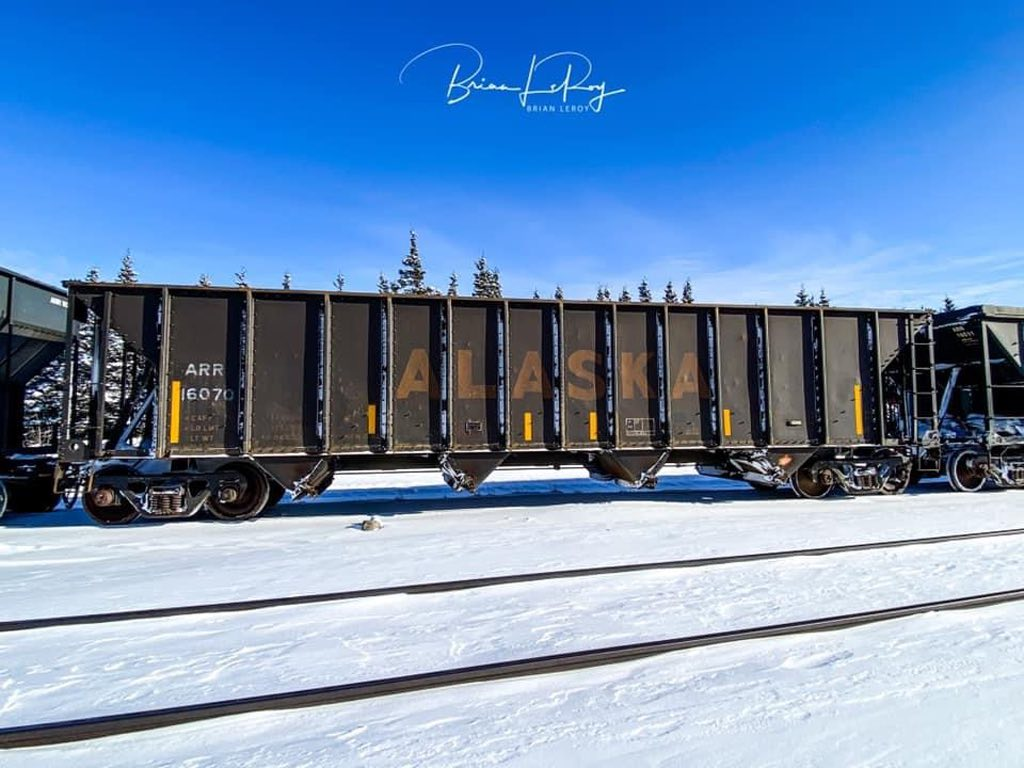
[182,387,235,402]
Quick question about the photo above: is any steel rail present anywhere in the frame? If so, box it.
[4,586,1024,749]
[5,525,1024,634]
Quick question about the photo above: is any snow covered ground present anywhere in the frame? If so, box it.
[3,467,1024,766]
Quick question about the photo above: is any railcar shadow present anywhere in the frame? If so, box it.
[0,475,957,528]
[270,476,956,520]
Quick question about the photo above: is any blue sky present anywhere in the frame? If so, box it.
[1,1,1022,307]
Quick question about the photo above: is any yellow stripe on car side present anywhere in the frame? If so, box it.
[169,380,181,445]
[853,384,864,437]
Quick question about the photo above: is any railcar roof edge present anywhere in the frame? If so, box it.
[62,281,932,315]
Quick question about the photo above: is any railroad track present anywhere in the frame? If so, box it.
[4,586,1024,749]
[6,525,1024,634]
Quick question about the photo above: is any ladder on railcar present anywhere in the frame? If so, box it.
[909,315,941,472]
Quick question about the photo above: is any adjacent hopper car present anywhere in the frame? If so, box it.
[46,281,1021,525]
[0,268,68,516]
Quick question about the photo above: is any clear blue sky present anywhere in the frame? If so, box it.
[1,1,1022,307]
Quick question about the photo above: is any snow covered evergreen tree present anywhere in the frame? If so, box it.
[472,256,488,297]
[198,274,212,287]
[794,284,812,307]
[664,281,679,303]
[398,230,430,294]
[234,268,249,288]
[282,272,292,290]
[447,272,459,296]
[817,288,830,307]
[84,267,100,283]
[377,273,391,294]
[22,357,64,447]
[942,296,956,312]
[333,273,345,291]
[532,289,540,299]
[619,286,632,302]
[554,285,564,300]
[681,278,694,304]
[638,278,652,302]
[488,268,502,298]
[117,250,138,284]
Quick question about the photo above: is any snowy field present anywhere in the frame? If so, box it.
[3,466,1024,766]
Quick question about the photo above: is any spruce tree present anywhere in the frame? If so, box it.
[398,229,429,294]
[619,286,632,302]
[472,256,491,297]
[794,284,812,307]
[488,268,502,298]
[84,267,100,283]
[818,288,830,307]
[282,272,292,290]
[117,249,138,284]
[333,273,345,291]
[198,274,212,287]
[942,296,956,312]
[377,273,391,294]
[447,272,458,296]
[681,277,694,304]
[532,289,540,299]
[554,285,564,300]
[22,357,65,447]
[235,268,249,288]
[664,281,679,303]
[638,277,652,302]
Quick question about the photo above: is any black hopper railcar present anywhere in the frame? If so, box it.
[55,282,959,525]
[0,268,69,516]
[924,305,1024,491]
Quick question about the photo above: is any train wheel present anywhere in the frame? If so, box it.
[791,466,835,499]
[207,463,270,521]
[83,467,141,525]
[947,450,987,493]
[880,463,912,495]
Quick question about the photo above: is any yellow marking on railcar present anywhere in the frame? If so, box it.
[722,408,733,438]
[367,404,377,435]
[169,380,181,445]
[523,412,533,442]
[588,411,598,441]
[853,384,864,437]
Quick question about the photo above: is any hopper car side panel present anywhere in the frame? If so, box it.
[450,302,504,451]
[562,306,608,449]
[614,306,665,449]
[717,309,763,447]
[249,295,322,454]
[164,292,244,455]
[391,300,444,451]
[506,303,559,450]
[666,308,711,446]
[328,296,386,453]
[766,311,818,445]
